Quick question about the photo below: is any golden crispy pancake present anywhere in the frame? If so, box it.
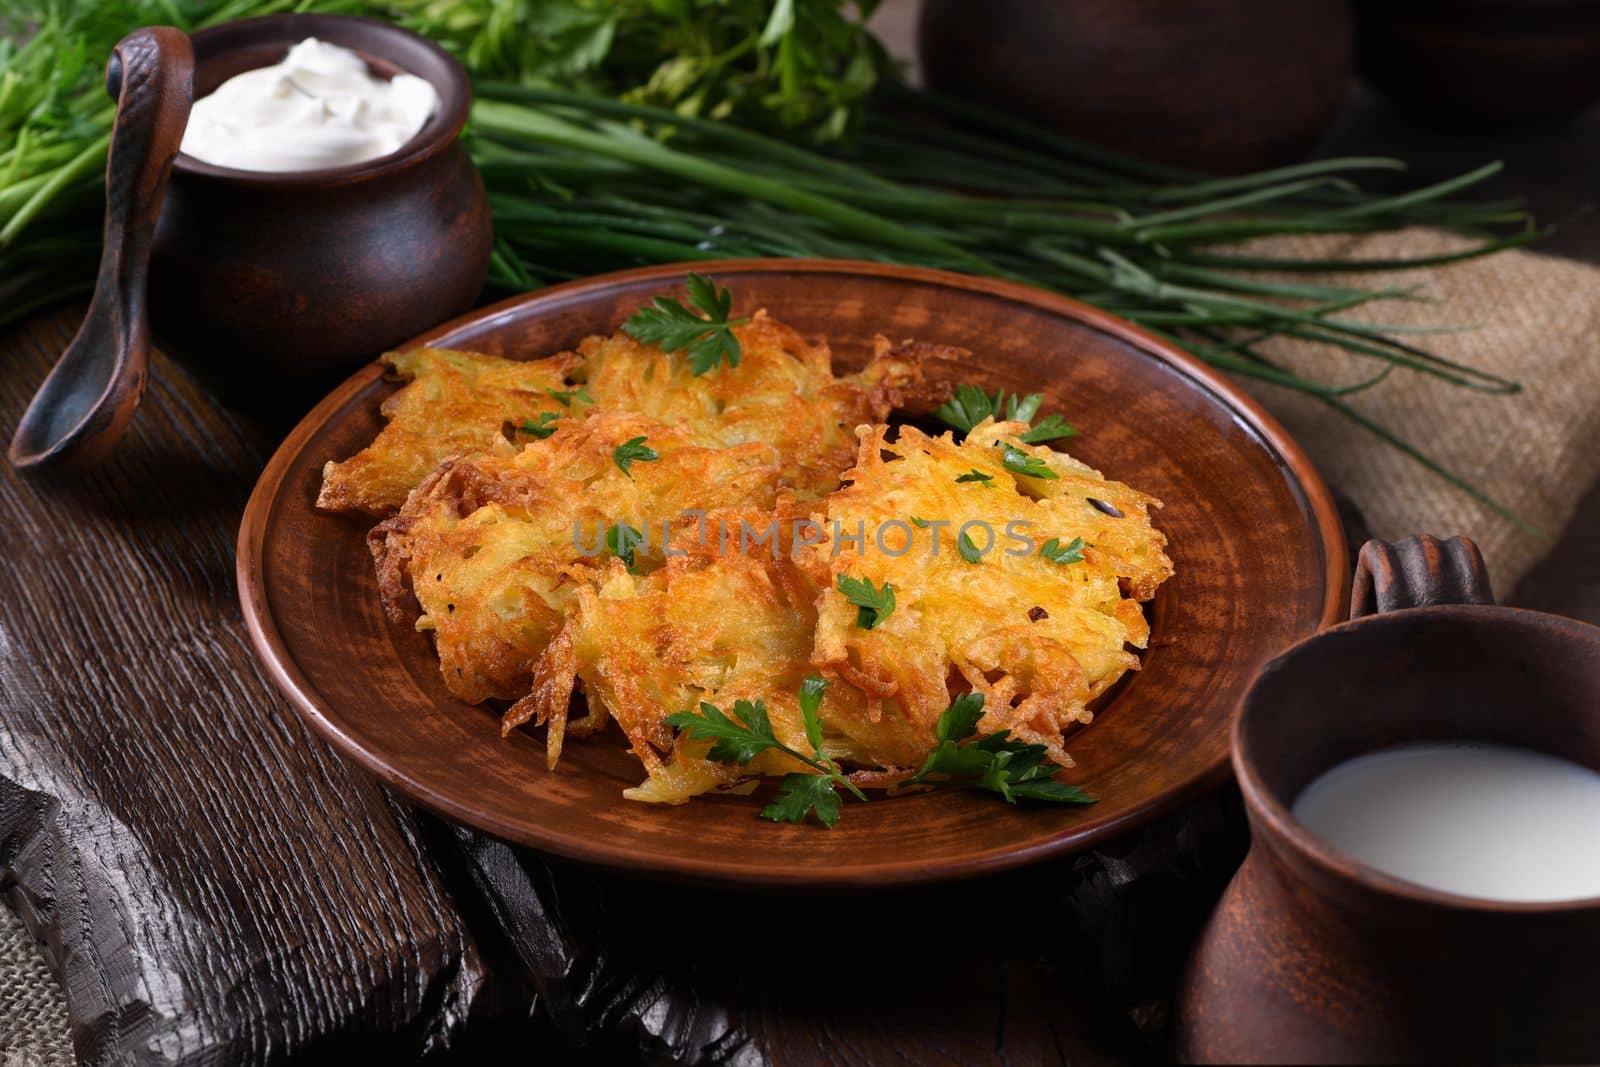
[318,347,586,514]
[809,419,1173,769]
[369,412,780,706]
[318,314,943,514]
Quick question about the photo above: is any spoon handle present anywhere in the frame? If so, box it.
[99,27,195,347]
[8,27,193,471]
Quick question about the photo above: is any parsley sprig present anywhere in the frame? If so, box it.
[605,521,645,572]
[901,693,1097,806]
[1000,443,1059,480]
[622,272,748,375]
[955,469,994,487]
[545,386,593,407]
[1040,536,1087,565]
[665,677,866,827]
[957,530,985,564]
[837,574,895,629]
[519,412,562,439]
[671,687,1096,827]
[935,384,1079,444]
[613,435,659,478]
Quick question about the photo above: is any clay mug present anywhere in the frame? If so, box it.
[1175,534,1600,1063]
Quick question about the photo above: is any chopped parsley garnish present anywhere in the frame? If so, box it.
[605,521,645,572]
[935,384,1078,443]
[519,412,561,439]
[1039,536,1087,565]
[911,517,932,528]
[955,469,994,487]
[545,386,593,407]
[612,436,659,479]
[1000,443,1058,480]
[957,530,985,564]
[837,574,895,630]
[621,272,748,375]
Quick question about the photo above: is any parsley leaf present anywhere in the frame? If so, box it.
[668,679,865,827]
[621,272,748,375]
[1019,414,1079,444]
[764,773,843,827]
[612,435,659,479]
[1000,443,1059,480]
[937,691,986,742]
[957,530,985,564]
[545,386,593,407]
[798,675,827,754]
[837,574,895,630]
[935,384,1078,442]
[911,517,932,528]
[519,412,561,439]
[666,699,777,765]
[901,693,1097,806]
[605,521,645,572]
[1039,536,1087,564]
[934,384,1001,434]
[955,469,994,487]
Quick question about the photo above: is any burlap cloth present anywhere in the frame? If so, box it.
[1233,228,1600,590]
[2,228,1596,1062]
[0,909,71,1066]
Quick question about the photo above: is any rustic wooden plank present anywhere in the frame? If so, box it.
[0,309,494,1063]
[421,788,1249,1065]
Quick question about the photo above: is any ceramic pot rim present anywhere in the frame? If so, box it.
[174,13,471,188]
[1235,603,1600,916]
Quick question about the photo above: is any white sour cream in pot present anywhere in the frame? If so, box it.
[1292,741,1600,903]
[180,38,440,172]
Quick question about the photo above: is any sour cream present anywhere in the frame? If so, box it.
[180,38,439,172]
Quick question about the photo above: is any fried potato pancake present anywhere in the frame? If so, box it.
[576,312,938,499]
[511,548,832,798]
[810,420,1173,769]
[319,347,586,514]
[370,411,781,705]
[318,313,942,514]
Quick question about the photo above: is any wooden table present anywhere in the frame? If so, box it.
[2,78,1596,1067]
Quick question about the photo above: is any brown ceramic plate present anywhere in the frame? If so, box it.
[238,260,1346,888]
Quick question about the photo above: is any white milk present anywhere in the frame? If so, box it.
[1291,742,1600,903]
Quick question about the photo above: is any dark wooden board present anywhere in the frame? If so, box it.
[0,311,493,1063]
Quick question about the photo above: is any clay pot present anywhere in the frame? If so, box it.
[1353,0,1600,126]
[918,0,1354,174]
[142,14,492,404]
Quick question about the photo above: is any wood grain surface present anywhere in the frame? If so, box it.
[0,310,492,1062]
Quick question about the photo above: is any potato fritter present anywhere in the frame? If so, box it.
[319,347,586,514]
[510,547,830,795]
[577,312,938,499]
[318,313,942,515]
[370,412,780,706]
[809,420,1173,770]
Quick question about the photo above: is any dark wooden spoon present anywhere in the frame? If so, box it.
[8,27,193,473]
